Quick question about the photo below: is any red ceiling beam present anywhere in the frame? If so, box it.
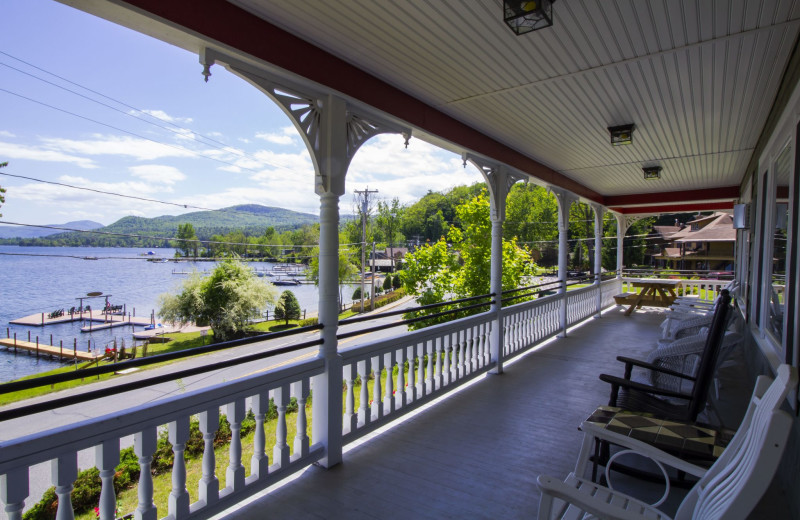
[119,0,602,201]
[603,186,740,207]
[610,201,736,215]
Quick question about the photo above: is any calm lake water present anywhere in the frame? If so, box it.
[0,246,352,382]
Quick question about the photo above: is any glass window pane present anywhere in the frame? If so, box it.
[767,144,791,342]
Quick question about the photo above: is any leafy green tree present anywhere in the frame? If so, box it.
[402,192,535,328]
[158,258,276,341]
[504,183,559,266]
[376,198,404,267]
[382,274,393,291]
[175,223,198,257]
[392,274,402,290]
[0,162,6,217]
[274,290,301,324]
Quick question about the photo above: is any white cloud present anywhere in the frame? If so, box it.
[347,135,484,204]
[129,165,187,185]
[40,135,196,161]
[138,109,193,124]
[255,126,297,145]
[0,141,97,169]
[0,131,16,138]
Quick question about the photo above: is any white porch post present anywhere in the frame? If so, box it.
[554,190,575,337]
[478,162,516,374]
[615,214,625,277]
[593,204,604,317]
[312,95,348,468]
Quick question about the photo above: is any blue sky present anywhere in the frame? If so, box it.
[0,0,483,226]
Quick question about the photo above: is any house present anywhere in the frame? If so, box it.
[654,213,737,271]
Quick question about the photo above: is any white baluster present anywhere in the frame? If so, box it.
[273,385,290,468]
[250,392,269,481]
[344,364,356,433]
[371,355,383,420]
[442,334,453,386]
[357,360,370,428]
[449,332,458,383]
[395,347,406,408]
[406,345,416,402]
[226,399,246,492]
[458,329,466,378]
[434,337,442,390]
[96,440,119,520]
[425,339,433,395]
[168,417,190,519]
[1,468,29,520]
[52,453,77,520]
[383,351,395,414]
[292,380,310,459]
[135,426,157,520]
[198,408,219,507]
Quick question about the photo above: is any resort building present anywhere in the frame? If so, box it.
[654,212,737,271]
[2,2,800,519]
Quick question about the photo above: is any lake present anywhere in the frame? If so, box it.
[0,246,359,382]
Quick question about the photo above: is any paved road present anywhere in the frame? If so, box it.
[1,296,416,510]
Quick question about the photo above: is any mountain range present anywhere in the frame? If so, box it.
[0,205,319,246]
[0,220,104,239]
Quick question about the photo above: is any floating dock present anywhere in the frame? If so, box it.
[0,338,102,361]
[10,311,153,332]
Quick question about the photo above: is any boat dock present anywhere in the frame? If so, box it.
[0,338,101,361]
[10,310,153,332]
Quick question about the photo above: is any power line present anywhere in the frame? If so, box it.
[0,50,302,176]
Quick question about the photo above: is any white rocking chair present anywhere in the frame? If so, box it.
[537,364,797,520]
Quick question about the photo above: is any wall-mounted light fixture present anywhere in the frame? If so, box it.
[643,166,662,180]
[608,124,634,146]
[504,0,555,35]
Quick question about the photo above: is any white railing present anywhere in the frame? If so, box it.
[620,277,730,303]
[1,282,627,519]
[501,295,561,356]
[340,312,494,444]
[0,359,325,520]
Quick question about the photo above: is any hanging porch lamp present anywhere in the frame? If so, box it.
[608,124,634,146]
[504,0,555,35]
[643,166,662,180]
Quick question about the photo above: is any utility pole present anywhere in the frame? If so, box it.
[354,187,378,312]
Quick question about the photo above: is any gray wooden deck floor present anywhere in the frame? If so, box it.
[215,306,757,520]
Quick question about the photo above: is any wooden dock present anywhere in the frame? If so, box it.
[10,310,153,331]
[0,338,101,361]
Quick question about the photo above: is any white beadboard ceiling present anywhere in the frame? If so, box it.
[223,0,799,204]
[67,0,797,207]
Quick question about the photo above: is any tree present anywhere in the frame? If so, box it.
[0,162,7,217]
[175,223,198,257]
[376,198,404,269]
[382,274,393,292]
[308,246,358,306]
[158,258,276,341]
[274,290,301,324]
[402,192,535,328]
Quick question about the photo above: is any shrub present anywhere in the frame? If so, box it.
[352,287,369,300]
[274,290,301,324]
[298,317,318,327]
[382,275,392,291]
[392,274,402,290]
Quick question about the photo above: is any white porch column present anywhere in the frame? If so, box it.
[312,95,348,468]
[593,204,604,317]
[616,214,625,277]
[473,161,517,374]
[553,190,576,337]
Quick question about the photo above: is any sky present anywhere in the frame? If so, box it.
[0,0,484,226]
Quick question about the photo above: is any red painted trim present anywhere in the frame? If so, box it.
[610,201,735,214]
[119,0,602,201]
[604,186,740,207]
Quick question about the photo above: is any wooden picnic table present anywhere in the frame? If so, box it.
[622,278,681,316]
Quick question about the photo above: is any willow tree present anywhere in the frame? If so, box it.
[158,258,276,341]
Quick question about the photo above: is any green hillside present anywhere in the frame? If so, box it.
[0,205,318,248]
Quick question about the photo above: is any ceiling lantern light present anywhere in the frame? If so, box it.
[608,124,634,146]
[503,0,555,35]
[643,166,662,180]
